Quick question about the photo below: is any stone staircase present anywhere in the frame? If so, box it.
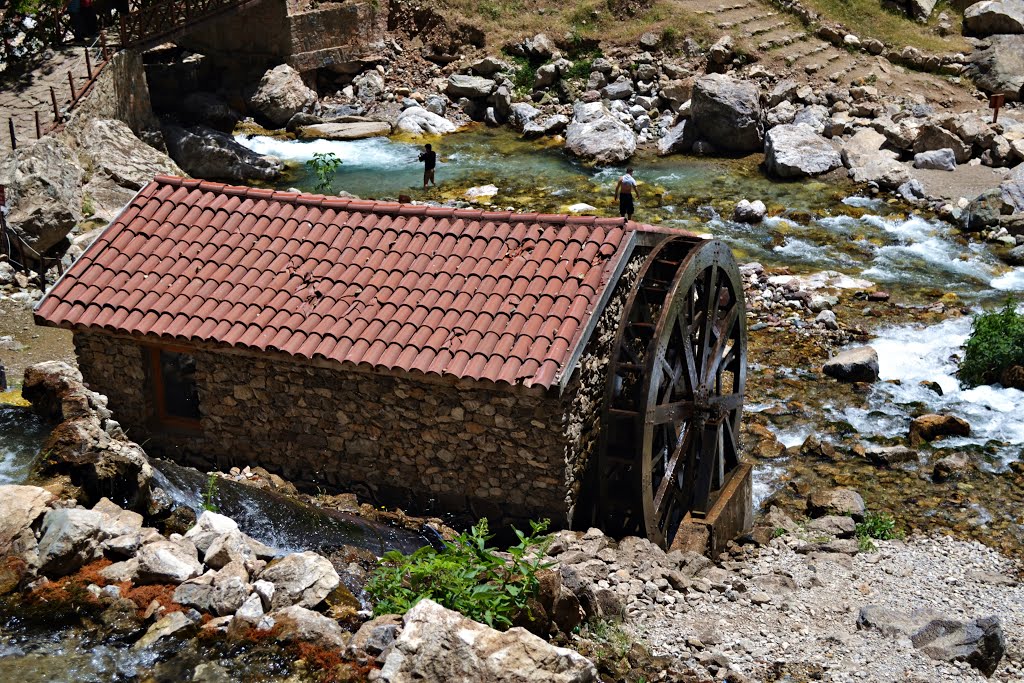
[681,0,968,102]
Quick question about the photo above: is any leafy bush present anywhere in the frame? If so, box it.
[304,152,342,193]
[855,512,901,552]
[957,299,1024,388]
[501,53,537,94]
[564,49,601,81]
[365,518,554,629]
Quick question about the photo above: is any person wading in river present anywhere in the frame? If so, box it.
[614,168,641,220]
[418,143,437,188]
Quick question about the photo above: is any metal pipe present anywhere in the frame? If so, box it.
[101,31,109,60]
[35,111,41,139]
[7,118,15,151]
[50,87,60,121]
[67,71,76,102]
[85,46,93,79]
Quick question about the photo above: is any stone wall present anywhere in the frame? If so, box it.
[177,0,387,77]
[558,250,645,526]
[65,50,160,138]
[72,331,579,525]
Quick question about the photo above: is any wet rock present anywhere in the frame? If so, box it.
[447,74,496,99]
[394,106,458,136]
[914,149,956,171]
[932,453,972,482]
[909,414,971,446]
[133,611,196,650]
[965,35,1024,102]
[733,199,766,223]
[248,64,317,128]
[1000,364,1024,389]
[173,562,249,616]
[163,124,283,182]
[136,539,203,584]
[858,606,1005,676]
[508,102,542,131]
[897,179,927,202]
[964,187,1016,231]
[815,310,839,329]
[258,551,339,609]
[822,346,879,383]
[807,488,866,521]
[690,74,763,153]
[764,124,842,178]
[865,445,918,468]
[36,508,109,577]
[184,511,239,553]
[379,599,597,683]
[297,121,391,140]
[0,136,83,255]
[963,1,1024,37]
[271,605,350,649]
[565,102,637,165]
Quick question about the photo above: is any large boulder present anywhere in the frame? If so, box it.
[394,107,458,137]
[657,120,691,156]
[508,103,542,132]
[0,485,56,571]
[564,102,637,165]
[913,124,972,163]
[822,346,879,383]
[858,606,1005,676]
[379,599,597,683]
[446,74,496,99]
[0,136,83,254]
[807,488,866,520]
[163,124,283,182]
[965,35,1024,102]
[73,119,185,222]
[258,551,339,609]
[764,124,842,178]
[963,1,1024,37]
[136,538,204,584]
[914,149,957,171]
[248,64,317,128]
[173,562,250,616]
[269,605,349,649]
[841,129,910,189]
[297,121,391,140]
[690,74,763,153]
[36,508,109,577]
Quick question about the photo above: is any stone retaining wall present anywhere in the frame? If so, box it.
[72,331,577,524]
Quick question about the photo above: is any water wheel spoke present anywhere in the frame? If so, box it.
[651,400,694,424]
[712,423,726,490]
[706,392,744,412]
[704,304,739,383]
[691,421,721,514]
[722,415,740,471]
[653,424,693,515]
[699,267,722,378]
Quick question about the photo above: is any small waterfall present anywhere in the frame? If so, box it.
[151,459,429,556]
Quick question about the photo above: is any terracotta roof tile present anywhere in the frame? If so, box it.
[34,176,663,388]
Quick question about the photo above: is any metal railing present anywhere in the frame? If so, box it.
[119,0,255,47]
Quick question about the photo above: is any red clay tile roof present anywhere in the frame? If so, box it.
[36,176,642,388]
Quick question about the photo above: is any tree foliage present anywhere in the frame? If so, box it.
[304,152,342,193]
[365,518,554,629]
[958,299,1024,388]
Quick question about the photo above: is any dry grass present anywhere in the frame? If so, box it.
[799,0,970,53]
[438,0,722,52]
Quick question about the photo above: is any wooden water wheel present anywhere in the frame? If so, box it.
[597,237,747,548]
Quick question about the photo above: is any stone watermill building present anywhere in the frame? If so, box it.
[35,175,751,552]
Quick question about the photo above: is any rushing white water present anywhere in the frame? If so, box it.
[0,406,48,485]
[838,315,1024,470]
[240,134,420,168]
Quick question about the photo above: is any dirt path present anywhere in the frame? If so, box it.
[0,301,75,386]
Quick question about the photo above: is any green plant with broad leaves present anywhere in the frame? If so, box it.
[365,518,554,629]
[855,512,901,552]
[958,299,1024,388]
[304,152,342,193]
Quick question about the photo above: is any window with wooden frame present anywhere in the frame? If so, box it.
[148,346,201,429]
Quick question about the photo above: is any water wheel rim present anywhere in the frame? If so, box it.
[639,239,747,547]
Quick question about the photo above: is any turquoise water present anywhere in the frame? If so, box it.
[236,127,1024,302]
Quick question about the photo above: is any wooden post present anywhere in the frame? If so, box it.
[7,118,15,151]
[67,71,76,102]
[35,110,42,139]
[85,46,93,79]
[100,31,109,61]
[989,93,1005,124]
[119,14,128,48]
[50,86,60,121]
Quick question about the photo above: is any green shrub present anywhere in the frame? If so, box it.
[365,518,553,629]
[957,299,1024,388]
[855,512,901,552]
[304,152,342,193]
